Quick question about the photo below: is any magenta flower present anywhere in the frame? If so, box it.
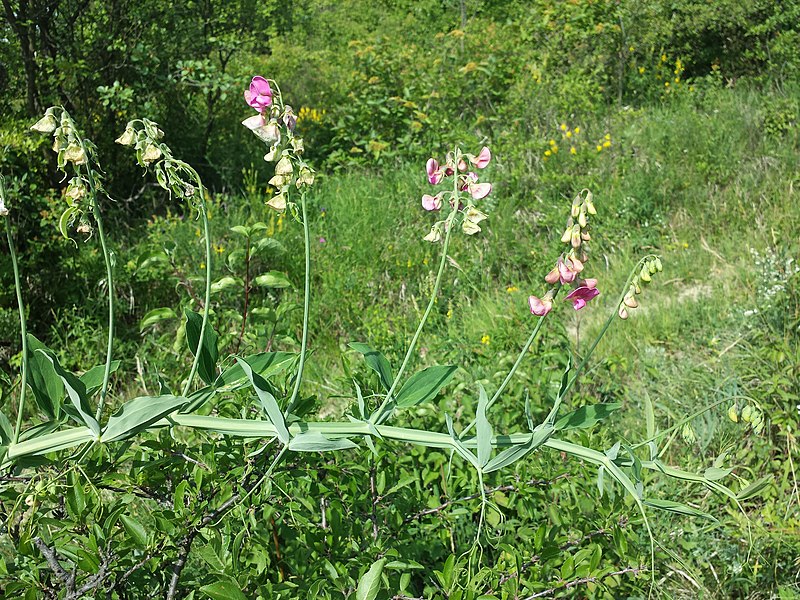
[556,256,584,284]
[564,284,600,310]
[426,158,444,185]
[244,76,273,113]
[470,146,491,169]
[528,295,553,316]
[422,193,442,211]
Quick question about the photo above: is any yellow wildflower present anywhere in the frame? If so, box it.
[638,66,645,74]
[446,308,453,319]
[214,244,225,255]
[481,334,490,345]
[560,123,567,131]
[544,149,552,157]
[570,146,577,155]
[596,145,602,152]
[603,140,611,148]
[604,133,611,140]
[549,139,557,146]
[506,286,519,293]
[574,127,580,134]
[566,130,572,138]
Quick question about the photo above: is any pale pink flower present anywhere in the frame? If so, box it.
[244,76,273,113]
[528,295,552,316]
[470,146,491,169]
[460,172,492,200]
[422,193,442,211]
[544,267,560,285]
[565,285,600,310]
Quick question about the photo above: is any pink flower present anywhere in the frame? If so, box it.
[471,146,491,169]
[564,284,600,310]
[426,158,444,185]
[528,295,553,316]
[244,76,272,113]
[460,172,492,200]
[556,256,584,285]
[422,193,442,211]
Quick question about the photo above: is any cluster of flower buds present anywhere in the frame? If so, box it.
[617,256,662,319]
[31,107,103,236]
[529,189,599,316]
[727,402,765,434]
[240,76,313,213]
[116,119,201,202]
[421,146,492,242]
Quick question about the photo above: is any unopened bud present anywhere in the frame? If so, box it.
[561,228,572,244]
[31,113,58,134]
[296,168,314,188]
[618,305,629,319]
[727,404,739,423]
[141,144,162,165]
[741,405,753,423]
[623,294,639,308]
[648,260,658,274]
[115,128,136,146]
[275,156,293,176]
[581,231,591,241]
[654,257,663,272]
[571,230,581,248]
[571,197,581,218]
[578,210,587,228]
[640,266,651,283]
[64,143,87,165]
[266,193,287,211]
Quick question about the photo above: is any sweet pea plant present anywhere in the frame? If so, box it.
[0,78,765,598]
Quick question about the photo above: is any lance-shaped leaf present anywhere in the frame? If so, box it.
[139,307,177,331]
[349,342,393,391]
[38,350,99,436]
[80,361,121,397]
[555,402,622,431]
[476,383,493,467]
[483,422,554,473]
[185,308,220,386]
[287,432,357,452]
[102,395,188,442]
[26,334,64,420]
[356,558,386,600]
[214,352,296,392]
[395,365,458,408]
[644,498,717,521]
[238,358,289,444]
[445,414,480,470]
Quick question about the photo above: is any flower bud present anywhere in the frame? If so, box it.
[545,266,560,285]
[654,257,663,272]
[296,167,314,188]
[623,294,639,308]
[64,143,87,165]
[141,144,162,165]
[640,266,651,283]
[741,405,753,423]
[560,228,572,244]
[275,156,293,176]
[31,113,58,134]
[618,305,629,319]
[266,193,287,211]
[727,404,739,423]
[571,230,581,248]
[528,295,553,316]
[578,210,587,228]
[115,127,136,146]
[423,224,442,243]
[648,260,658,274]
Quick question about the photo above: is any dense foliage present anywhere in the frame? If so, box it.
[1,1,799,599]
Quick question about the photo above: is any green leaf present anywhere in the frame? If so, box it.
[200,580,248,600]
[736,475,772,500]
[395,365,457,408]
[119,514,148,548]
[139,307,177,331]
[210,276,243,294]
[644,394,655,439]
[476,383,492,468]
[213,352,296,392]
[102,395,187,442]
[703,466,732,481]
[349,342,393,391]
[185,309,219,386]
[80,361,121,397]
[554,402,622,431]
[26,335,64,420]
[197,544,227,573]
[644,499,717,521]
[253,237,285,256]
[38,350,99,436]
[230,225,250,237]
[288,432,357,452]
[445,414,480,470]
[356,558,386,600]
[253,271,292,288]
[483,422,553,473]
[237,358,289,444]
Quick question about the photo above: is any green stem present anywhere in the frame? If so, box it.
[557,255,656,404]
[459,309,552,440]
[6,217,29,445]
[286,190,311,415]
[92,202,115,421]
[373,215,455,423]
[182,176,213,397]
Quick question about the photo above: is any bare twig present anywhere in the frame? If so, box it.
[522,565,646,599]
[404,474,569,524]
[33,537,70,585]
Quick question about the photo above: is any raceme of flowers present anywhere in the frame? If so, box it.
[240,75,314,214]
[421,146,492,241]
[529,190,599,316]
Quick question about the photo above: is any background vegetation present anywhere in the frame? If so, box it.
[1,0,799,598]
